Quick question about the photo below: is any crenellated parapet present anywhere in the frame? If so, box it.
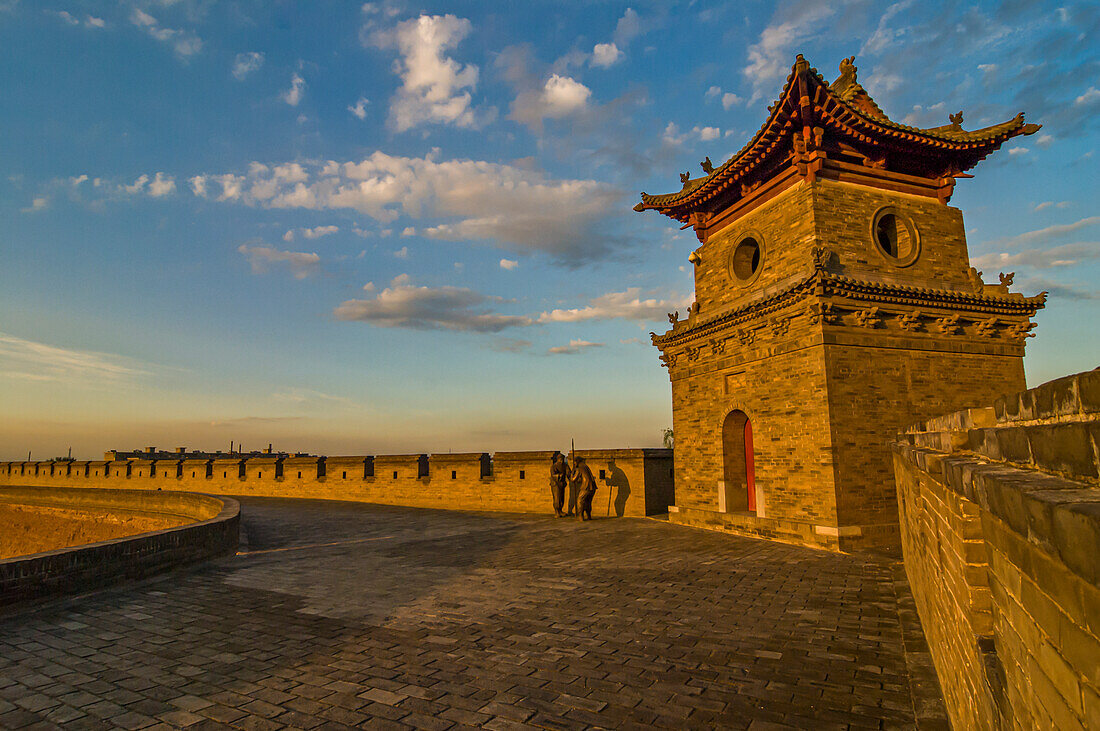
[0,448,675,518]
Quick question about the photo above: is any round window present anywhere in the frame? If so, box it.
[871,207,920,266]
[729,234,764,284]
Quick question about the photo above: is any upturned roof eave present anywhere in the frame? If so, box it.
[635,56,1039,218]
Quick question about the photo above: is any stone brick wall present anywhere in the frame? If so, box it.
[0,486,239,607]
[811,179,972,289]
[695,182,816,314]
[0,449,674,519]
[893,368,1099,729]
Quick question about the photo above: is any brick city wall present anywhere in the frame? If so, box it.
[0,487,239,607]
[0,449,674,519]
[893,368,1099,729]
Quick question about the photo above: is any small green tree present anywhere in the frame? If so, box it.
[662,428,674,448]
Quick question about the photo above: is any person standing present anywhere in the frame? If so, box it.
[549,452,568,517]
[571,457,598,521]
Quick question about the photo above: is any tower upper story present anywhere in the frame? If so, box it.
[636,56,1044,328]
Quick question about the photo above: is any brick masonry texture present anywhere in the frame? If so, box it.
[658,176,1038,551]
[0,498,947,730]
[893,368,1100,729]
[0,449,673,520]
[0,487,239,607]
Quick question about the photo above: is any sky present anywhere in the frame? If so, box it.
[1,0,1098,460]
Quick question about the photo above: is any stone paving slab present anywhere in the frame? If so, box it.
[0,498,947,729]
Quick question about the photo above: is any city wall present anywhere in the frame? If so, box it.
[0,449,674,519]
[893,368,1100,729]
[0,486,239,607]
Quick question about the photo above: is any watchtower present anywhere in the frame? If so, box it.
[636,56,1046,550]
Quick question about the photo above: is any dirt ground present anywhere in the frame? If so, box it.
[0,504,192,559]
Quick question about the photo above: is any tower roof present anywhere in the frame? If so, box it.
[636,55,1040,223]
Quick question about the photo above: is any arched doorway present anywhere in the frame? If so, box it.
[722,410,757,513]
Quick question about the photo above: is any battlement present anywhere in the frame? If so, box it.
[0,448,675,519]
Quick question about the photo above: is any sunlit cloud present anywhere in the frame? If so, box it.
[0,332,151,384]
[538,288,690,323]
[130,8,202,58]
[334,275,532,332]
[232,52,265,80]
[189,153,623,263]
[238,243,321,279]
[371,14,482,132]
[547,339,604,355]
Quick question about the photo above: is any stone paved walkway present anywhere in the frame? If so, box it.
[0,498,946,730]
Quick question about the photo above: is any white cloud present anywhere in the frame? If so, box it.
[706,86,721,98]
[272,387,358,409]
[662,122,722,146]
[538,288,689,323]
[190,152,623,263]
[301,225,339,239]
[547,339,604,355]
[21,197,48,213]
[130,8,202,58]
[613,8,642,46]
[1035,134,1054,148]
[282,73,305,106]
[53,10,78,25]
[283,230,294,242]
[188,176,207,197]
[1075,87,1100,106]
[1008,147,1029,155]
[971,242,1100,271]
[0,332,150,383]
[499,258,518,270]
[373,14,480,132]
[1033,201,1071,211]
[232,52,265,80]
[591,42,621,68]
[85,15,105,28]
[123,174,149,194]
[147,172,176,197]
[333,276,532,332]
[984,216,1100,249]
[743,2,839,102]
[861,0,914,55]
[120,172,174,197]
[510,74,591,131]
[721,92,741,109]
[238,243,320,279]
[393,246,409,258]
[349,96,370,119]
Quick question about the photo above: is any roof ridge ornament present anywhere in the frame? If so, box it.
[835,56,857,88]
[950,111,964,130]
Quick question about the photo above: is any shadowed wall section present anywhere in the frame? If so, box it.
[893,368,1099,729]
[0,449,674,519]
[0,487,239,607]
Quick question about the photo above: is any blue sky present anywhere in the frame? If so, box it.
[1,0,1097,459]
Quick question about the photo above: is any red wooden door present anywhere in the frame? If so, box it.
[744,418,756,512]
